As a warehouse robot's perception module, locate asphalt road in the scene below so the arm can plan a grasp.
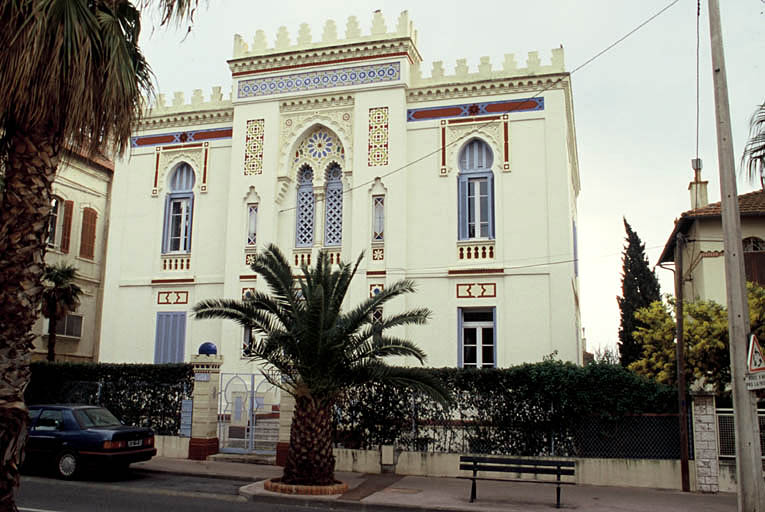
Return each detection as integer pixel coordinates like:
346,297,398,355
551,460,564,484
14,470,288,512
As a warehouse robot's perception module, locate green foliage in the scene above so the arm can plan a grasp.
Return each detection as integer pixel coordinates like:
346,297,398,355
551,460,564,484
335,361,676,456
630,282,765,393
41,262,83,320
26,361,193,435
194,245,449,406
618,219,661,367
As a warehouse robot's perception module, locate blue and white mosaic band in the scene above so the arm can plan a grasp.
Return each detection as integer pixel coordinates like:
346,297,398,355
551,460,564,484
238,62,401,99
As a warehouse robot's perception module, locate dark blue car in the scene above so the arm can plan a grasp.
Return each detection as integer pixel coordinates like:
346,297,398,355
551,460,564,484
25,405,156,479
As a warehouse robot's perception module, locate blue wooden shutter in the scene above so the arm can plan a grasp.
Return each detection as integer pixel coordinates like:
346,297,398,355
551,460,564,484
457,308,464,367
154,312,187,363
457,177,467,240
161,195,171,253
488,172,495,239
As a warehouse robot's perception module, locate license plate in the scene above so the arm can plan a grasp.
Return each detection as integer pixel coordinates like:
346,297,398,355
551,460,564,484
127,440,142,448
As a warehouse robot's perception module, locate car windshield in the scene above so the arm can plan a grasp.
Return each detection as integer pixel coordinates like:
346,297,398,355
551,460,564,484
73,408,122,428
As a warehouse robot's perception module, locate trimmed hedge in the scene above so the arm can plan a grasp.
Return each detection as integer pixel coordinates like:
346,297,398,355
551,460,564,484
27,362,194,435
334,361,677,456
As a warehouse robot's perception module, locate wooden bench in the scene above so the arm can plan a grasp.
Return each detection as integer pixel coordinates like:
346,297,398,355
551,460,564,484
459,455,576,508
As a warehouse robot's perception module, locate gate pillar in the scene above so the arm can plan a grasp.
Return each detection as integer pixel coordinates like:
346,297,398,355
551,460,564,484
691,391,720,492
276,392,295,466
189,354,224,460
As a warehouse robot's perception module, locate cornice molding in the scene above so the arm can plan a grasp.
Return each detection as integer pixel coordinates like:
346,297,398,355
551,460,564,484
138,108,234,131
406,73,569,103
229,38,419,77
280,94,354,113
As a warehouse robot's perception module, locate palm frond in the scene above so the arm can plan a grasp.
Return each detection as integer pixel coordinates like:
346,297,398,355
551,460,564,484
741,102,765,186
344,362,450,406
348,335,428,364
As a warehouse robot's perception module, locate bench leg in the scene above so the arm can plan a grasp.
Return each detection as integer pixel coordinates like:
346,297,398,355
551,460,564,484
556,483,561,509
470,478,476,503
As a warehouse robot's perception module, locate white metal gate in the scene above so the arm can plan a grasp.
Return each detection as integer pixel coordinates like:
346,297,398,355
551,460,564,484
218,372,280,454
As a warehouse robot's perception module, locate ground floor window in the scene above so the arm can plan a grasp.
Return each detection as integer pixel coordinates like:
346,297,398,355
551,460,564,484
154,312,186,363
458,307,496,368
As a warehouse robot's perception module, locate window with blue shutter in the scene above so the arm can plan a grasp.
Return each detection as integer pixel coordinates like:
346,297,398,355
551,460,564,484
457,139,495,240
162,163,195,253
154,312,186,363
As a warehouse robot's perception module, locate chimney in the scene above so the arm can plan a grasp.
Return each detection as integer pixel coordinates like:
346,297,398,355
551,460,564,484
688,158,708,210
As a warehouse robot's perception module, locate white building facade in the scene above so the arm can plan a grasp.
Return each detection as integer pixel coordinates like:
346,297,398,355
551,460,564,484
100,11,582,372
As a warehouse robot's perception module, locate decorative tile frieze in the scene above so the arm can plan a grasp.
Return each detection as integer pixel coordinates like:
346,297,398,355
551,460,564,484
244,119,265,175
242,288,256,300
157,290,189,305
368,107,389,166
161,254,191,271
457,241,495,260
132,127,232,148
372,247,384,261
407,97,542,122
456,283,496,299
238,62,400,99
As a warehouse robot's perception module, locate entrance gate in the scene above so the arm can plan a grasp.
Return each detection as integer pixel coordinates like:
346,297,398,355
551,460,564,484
218,372,280,454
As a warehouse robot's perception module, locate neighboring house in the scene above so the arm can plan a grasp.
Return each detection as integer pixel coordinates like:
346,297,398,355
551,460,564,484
658,172,765,303
99,11,582,372
31,149,113,362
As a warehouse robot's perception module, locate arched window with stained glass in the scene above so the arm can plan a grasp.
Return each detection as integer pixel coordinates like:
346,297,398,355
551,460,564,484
324,163,343,247
295,165,315,248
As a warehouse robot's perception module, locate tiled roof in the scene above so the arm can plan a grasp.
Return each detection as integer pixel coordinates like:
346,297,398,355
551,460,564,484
658,189,765,264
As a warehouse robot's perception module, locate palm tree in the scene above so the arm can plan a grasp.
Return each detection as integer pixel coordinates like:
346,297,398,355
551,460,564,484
0,2,196,508
742,101,765,188
193,245,449,486
40,263,83,362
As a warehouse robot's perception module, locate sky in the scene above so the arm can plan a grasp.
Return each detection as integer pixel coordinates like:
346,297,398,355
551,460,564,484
137,0,765,354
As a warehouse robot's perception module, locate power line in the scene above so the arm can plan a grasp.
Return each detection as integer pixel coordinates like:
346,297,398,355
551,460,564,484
277,0,681,214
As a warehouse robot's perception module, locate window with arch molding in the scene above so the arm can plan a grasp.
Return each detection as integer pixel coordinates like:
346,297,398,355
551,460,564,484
743,237,765,252
324,163,343,246
457,139,495,240
162,163,195,253
295,165,315,247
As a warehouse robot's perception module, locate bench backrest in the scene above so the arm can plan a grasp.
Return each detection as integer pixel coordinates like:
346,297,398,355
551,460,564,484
459,456,576,476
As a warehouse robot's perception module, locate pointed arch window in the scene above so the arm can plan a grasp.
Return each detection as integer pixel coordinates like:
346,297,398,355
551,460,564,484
324,163,343,246
457,139,495,240
295,166,315,248
162,163,195,253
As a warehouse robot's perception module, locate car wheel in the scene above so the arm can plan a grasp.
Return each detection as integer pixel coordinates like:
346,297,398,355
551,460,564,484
55,451,78,479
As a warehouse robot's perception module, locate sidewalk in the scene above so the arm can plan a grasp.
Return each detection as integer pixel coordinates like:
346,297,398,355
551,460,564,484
134,457,737,512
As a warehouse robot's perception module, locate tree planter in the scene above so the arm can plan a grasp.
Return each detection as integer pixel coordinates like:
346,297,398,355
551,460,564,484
264,478,348,495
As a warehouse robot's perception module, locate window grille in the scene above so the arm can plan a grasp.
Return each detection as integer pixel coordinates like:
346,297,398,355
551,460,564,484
743,237,765,252
296,166,315,247
247,204,258,246
373,196,384,242
325,164,343,247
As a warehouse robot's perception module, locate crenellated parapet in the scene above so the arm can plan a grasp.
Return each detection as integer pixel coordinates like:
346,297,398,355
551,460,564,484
229,10,421,78
139,86,234,130
411,48,565,87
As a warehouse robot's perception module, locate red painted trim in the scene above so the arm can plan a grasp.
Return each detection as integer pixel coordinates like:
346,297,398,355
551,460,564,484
232,52,411,77
151,278,195,284
448,115,501,125
203,146,209,185
193,128,233,141
503,121,509,163
153,152,160,188
485,100,539,113
239,275,258,280
366,270,387,276
448,268,503,275
441,126,446,166
138,134,176,146
412,106,463,121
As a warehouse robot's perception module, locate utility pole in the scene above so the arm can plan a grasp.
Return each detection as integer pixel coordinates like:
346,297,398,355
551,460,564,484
707,1,765,509
674,233,690,492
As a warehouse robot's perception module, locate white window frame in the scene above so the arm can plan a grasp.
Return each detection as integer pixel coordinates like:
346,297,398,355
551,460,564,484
47,197,63,248
458,308,496,368
44,314,83,340
372,195,385,242
164,195,193,253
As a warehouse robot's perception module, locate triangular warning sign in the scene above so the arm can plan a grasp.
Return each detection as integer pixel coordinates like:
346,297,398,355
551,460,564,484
748,334,765,373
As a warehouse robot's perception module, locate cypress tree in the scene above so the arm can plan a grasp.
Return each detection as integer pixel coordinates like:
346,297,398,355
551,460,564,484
618,218,661,367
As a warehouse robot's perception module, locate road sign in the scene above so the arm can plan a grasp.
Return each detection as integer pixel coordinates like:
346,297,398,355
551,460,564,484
746,334,765,390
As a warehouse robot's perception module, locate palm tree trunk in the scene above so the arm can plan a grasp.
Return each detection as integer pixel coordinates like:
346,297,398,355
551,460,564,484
46,311,57,362
0,129,59,511
282,396,336,485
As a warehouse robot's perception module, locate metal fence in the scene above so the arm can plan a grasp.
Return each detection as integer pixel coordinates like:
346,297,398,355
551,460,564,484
716,408,765,459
